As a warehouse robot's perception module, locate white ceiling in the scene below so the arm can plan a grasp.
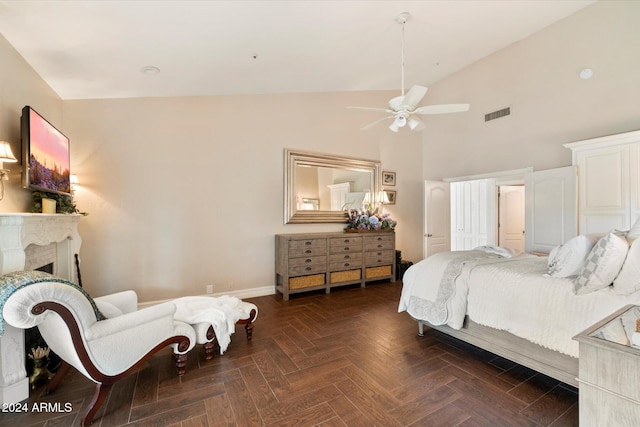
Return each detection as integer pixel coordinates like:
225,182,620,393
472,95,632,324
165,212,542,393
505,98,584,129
0,0,595,100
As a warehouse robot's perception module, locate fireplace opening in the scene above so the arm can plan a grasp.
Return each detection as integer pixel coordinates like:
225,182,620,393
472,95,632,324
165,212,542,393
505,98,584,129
36,262,54,274
25,262,61,386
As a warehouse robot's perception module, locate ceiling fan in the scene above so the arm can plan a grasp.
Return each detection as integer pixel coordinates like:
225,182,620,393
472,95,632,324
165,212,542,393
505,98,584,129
348,12,470,132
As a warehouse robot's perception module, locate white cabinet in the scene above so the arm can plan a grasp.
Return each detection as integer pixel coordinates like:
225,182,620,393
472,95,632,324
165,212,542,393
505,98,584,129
565,130,640,234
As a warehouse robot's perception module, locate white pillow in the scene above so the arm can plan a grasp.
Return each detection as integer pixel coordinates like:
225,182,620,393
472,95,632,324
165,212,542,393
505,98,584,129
613,238,640,295
574,231,629,295
547,234,600,278
628,217,640,243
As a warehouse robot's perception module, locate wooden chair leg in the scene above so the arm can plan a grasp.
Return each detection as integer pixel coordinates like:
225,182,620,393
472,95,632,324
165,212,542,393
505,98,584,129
42,360,70,395
203,325,216,360
238,308,257,341
81,382,112,427
174,353,187,376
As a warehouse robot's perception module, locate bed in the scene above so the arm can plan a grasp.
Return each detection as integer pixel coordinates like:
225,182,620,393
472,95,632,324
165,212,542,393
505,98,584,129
398,232,640,387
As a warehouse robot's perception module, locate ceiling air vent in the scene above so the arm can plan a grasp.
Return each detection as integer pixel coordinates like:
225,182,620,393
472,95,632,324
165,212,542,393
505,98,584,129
485,107,511,122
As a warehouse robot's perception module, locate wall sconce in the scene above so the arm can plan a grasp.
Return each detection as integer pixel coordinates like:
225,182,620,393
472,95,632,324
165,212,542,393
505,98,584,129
70,174,80,194
0,141,18,200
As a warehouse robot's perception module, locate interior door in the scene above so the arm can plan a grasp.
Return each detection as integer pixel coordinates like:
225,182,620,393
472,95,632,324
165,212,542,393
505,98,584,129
424,180,450,257
525,165,577,252
498,185,525,253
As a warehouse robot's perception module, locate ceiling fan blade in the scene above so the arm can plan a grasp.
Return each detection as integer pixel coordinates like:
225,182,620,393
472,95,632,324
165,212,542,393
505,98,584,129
408,116,426,131
361,116,395,131
400,85,428,110
347,106,393,113
414,103,470,115
388,95,404,111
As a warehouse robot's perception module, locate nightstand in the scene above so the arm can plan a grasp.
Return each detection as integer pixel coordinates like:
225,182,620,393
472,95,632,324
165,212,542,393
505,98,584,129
573,305,640,426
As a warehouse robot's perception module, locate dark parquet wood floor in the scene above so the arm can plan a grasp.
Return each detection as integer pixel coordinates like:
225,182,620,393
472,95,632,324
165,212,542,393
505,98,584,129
0,281,578,427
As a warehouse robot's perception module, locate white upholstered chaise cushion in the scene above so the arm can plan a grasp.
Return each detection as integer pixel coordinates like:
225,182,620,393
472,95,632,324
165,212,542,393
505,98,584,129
3,282,196,378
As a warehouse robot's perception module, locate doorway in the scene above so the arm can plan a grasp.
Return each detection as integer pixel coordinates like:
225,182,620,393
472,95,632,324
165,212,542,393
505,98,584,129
497,185,525,253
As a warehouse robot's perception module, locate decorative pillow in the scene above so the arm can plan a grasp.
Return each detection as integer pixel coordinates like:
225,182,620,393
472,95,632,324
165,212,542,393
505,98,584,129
613,238,640,295
627,217,640,243
94,300,124,318
574,231,629,295
547,234,601,278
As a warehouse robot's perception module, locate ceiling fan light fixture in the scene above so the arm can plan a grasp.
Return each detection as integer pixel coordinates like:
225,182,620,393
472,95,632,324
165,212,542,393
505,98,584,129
394,115,407,128
408,117,421,130
389,122,399,132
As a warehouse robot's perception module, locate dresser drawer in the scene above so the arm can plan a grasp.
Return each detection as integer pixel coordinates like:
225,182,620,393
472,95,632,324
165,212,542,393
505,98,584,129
289,255,326,268
364,234,394,251
329,236,363,247
329,253,363,271
289,237,326,258
365,249,394,266
289,260,327,276
289,238,326,249
329,236,363,254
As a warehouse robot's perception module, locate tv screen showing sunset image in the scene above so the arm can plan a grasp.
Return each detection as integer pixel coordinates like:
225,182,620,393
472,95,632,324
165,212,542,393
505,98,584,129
28,108,71,194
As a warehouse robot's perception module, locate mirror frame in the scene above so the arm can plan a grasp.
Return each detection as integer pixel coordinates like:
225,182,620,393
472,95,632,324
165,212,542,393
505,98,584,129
284,149,382,224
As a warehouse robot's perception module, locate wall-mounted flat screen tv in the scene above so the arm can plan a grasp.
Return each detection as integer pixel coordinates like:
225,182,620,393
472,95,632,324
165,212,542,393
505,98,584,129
21,106,71,196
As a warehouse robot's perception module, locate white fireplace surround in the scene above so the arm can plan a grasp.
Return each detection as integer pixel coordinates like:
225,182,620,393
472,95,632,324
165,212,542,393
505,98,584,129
0,213,81,404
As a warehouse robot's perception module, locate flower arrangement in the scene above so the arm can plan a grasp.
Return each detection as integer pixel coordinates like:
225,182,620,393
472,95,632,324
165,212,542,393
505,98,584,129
345,208,396,231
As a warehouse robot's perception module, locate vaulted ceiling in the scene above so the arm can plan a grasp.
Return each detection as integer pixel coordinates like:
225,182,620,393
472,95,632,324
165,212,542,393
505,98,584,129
0,0,595,100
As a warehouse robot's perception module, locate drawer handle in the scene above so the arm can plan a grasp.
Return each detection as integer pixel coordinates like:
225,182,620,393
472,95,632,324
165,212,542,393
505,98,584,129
377,244,382,248
305,259,312,263
376,237,383,241
344,255,351,259
305,241,312,245
344,247,350,251
305,267,312,271
305,250,312,254
377,259,382,263
344,239,350,243
377,252,382,255
344,263,350,267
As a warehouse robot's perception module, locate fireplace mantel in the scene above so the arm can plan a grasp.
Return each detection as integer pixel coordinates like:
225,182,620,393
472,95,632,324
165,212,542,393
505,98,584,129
0,213,82,404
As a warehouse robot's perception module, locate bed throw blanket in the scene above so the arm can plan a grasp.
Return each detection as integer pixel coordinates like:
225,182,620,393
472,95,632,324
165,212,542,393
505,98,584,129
172,296,258,354
398,251,503,330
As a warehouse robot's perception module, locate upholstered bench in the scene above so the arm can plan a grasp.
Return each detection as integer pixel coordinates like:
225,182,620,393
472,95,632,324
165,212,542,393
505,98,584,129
171,296,257,359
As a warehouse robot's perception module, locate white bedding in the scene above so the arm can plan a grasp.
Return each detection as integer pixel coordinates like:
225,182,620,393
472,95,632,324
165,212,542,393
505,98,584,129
398,250,506,329
399,252,640,358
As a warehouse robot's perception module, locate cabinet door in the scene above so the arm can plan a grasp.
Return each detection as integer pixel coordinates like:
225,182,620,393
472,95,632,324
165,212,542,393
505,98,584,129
525,166,577,253
577,144,629,233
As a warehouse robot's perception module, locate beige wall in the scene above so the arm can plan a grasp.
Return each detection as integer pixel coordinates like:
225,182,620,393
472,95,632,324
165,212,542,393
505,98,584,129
0,34,62,211
421,1,640,180
63,94,423,300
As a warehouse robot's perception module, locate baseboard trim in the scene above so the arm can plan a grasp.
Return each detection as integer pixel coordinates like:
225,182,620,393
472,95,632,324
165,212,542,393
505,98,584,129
137,285,275,309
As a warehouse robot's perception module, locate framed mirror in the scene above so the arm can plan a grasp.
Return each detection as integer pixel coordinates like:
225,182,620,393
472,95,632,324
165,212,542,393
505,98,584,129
284,149,381,224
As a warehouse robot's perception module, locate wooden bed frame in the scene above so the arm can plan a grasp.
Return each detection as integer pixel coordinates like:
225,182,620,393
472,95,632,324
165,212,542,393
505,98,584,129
418,317,579,387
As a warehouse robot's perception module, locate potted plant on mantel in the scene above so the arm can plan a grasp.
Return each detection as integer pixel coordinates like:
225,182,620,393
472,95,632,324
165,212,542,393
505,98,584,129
32,191,87,215
344,208,396,233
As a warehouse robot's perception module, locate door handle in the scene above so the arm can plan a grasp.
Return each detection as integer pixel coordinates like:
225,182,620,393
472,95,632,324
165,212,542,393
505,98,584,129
427,234,433,237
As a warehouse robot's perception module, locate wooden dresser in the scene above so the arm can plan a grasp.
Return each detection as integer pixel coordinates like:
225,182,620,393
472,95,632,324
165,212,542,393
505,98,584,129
275,231,395,300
